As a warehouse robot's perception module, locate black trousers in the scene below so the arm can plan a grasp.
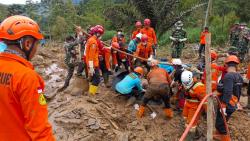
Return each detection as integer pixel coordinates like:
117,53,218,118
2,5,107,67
199,44,205,57
90,69,100,86
99,59,110,84
215,107,235,134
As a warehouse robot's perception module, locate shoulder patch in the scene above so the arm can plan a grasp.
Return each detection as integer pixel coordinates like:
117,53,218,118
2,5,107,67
38,88,47,105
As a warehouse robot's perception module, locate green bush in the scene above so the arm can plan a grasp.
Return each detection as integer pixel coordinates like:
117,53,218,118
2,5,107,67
102,30,116,41
158,31,171,46
186,27,201,43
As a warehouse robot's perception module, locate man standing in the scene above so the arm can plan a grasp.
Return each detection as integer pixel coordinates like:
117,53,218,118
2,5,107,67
0,15,55,141
170,21,187,58
214,55,243,141
131,21,142,40
85,25,104,95
141,19,157,57
199,27,209,58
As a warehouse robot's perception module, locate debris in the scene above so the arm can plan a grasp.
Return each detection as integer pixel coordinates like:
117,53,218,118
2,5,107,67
96,107,119,130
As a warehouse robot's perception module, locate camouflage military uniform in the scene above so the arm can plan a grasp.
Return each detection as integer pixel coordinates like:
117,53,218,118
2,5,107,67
58,38,82,92
229,24,240,47
237,27,249,62
170,21,187,58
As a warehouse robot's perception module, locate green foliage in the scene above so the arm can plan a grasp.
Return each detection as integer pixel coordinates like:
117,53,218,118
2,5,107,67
102,30,116,41
186,27,201,43
0,4,8,21
51,16,68,40
158,31,171,46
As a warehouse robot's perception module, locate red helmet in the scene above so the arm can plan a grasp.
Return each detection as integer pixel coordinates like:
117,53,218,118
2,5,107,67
225,55,240,64
211,50,218,60
144,18,151,26
92,25,105,35
0,15,43,40
112,42,119,48
141,34,148,43
89,26,95,35
135,21,142,28
95,25,104,30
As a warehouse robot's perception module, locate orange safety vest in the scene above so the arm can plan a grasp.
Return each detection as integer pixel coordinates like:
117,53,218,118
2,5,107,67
0,53,55,141
131,29,141,40
140,27,157,45
84,35,99,67
147,68,172,84
135,42,153,59
202,63,220,92
186,82,206,103
200,31,209,44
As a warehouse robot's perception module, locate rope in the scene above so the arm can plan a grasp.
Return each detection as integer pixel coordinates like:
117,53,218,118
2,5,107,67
74,24,172,65
179,94,230,141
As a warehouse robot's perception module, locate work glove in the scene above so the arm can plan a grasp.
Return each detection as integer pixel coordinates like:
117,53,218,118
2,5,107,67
88,61,95,76
179,38,187,42
148,55,153,61
220,103,227,116
170,36,176,41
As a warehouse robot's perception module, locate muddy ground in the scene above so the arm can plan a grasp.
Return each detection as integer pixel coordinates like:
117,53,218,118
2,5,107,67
32,42,250,141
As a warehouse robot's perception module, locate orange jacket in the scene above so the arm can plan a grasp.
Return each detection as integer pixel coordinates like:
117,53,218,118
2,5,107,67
247,64,250,80
186,82,206,102
200,31,209,44
202,63,221,92
85,35,99,67
0,53,55,141
147,67,172,84
141,27,157,45
131,29,141,40
135,42,153,59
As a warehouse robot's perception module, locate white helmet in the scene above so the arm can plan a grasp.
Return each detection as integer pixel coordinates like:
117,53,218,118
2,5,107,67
136,33,142,40
172,58,182,65
181,70,193,89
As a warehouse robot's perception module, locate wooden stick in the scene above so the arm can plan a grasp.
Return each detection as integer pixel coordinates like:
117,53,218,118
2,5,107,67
96,107,119,130
205,32,213,141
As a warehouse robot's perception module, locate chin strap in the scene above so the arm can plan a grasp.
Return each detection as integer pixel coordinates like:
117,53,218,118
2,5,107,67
19,38,36,61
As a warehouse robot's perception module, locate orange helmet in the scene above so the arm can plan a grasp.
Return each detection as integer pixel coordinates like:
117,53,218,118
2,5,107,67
211,50,218,60
112,42,119,48
0,15,43,40
225,55,240,64
134,67,144,76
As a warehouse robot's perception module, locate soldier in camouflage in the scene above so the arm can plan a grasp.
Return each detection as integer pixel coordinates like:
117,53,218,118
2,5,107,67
229,23,240,47
237,23,249,62
57,35,83,92
170,21,187,58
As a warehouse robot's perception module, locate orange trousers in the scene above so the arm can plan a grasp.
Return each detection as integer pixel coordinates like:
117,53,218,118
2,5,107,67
182,101,201,127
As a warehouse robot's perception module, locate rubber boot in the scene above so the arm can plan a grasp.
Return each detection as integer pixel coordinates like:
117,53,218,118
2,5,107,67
164,108,174,118
103,73,111,88
137,106,145,118
89,85,98,95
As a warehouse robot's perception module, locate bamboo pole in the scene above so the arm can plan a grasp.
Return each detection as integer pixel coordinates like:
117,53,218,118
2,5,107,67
205,33,213,141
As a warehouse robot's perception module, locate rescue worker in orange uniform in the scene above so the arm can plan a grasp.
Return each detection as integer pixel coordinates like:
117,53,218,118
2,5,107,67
85,25,104,95
214,55,243,141
0,15,55,141
134,34,153,71
137,60,173,119
199,27,210,58
202,50,220,92
131,21,142,40
181,70,206,139
141,19,158,57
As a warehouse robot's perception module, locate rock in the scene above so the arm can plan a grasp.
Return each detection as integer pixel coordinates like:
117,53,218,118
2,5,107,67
89,124,100,130
87,98,99,104
131,121,138,126
87,118,96,126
